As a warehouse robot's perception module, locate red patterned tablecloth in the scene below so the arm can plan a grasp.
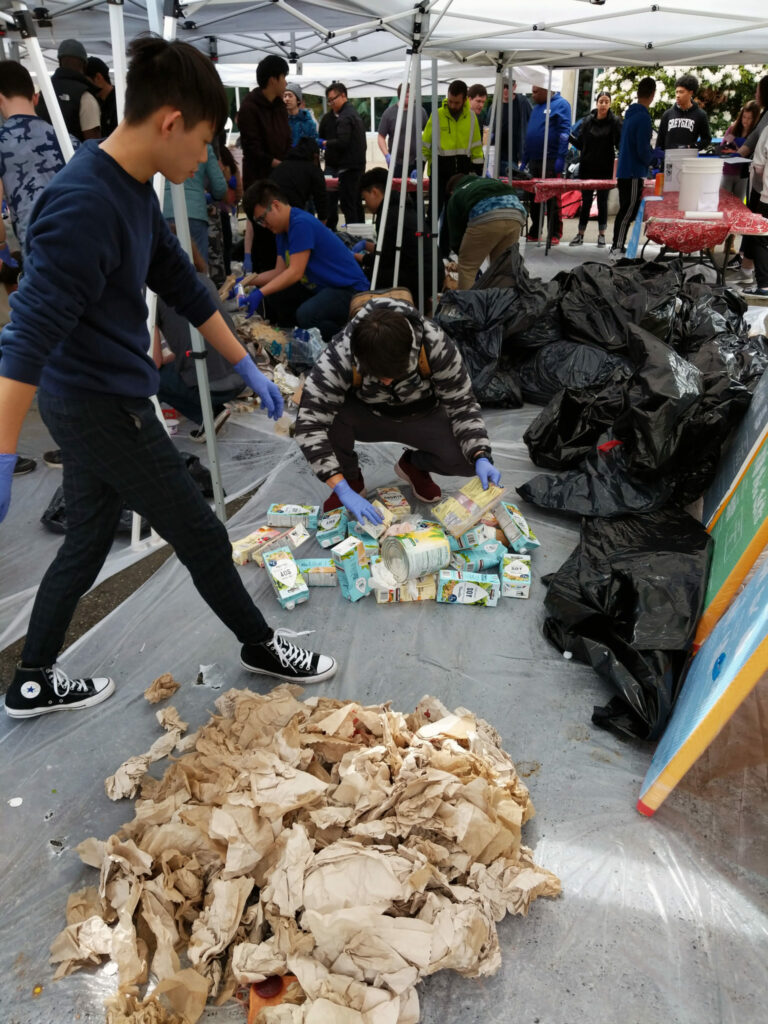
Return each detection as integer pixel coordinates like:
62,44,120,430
644,189,768,254
515,177,617,203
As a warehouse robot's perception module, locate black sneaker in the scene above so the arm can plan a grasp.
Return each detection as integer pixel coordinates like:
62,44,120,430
13,456,36,475
190,408,230,442
5,664,115,719
43,449,63,468
241,629,337,684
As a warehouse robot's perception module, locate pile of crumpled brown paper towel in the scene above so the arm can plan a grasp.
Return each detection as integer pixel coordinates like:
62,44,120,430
50,684,561,1023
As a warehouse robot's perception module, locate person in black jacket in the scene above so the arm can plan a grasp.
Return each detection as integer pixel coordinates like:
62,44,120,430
85,57,118,137
270,138,328,221
356,167,431,302
569,92,622,247
36,39,101,142
324,82,367,226
318,104,339,230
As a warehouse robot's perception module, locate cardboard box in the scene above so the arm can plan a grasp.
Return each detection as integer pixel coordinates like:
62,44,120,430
232,526,289,566
264,548,310,609
436,569,500,607
501,554,532,599
347,521,381,556
358,499,394,539
376,485,412,520
374,574,437,604
451,540,507,572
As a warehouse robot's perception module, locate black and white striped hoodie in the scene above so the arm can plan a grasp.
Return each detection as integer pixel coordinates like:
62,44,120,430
295,297,491,481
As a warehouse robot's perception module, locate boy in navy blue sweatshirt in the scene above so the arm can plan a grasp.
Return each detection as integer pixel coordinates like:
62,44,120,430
0,39,337,719
611,76,656,256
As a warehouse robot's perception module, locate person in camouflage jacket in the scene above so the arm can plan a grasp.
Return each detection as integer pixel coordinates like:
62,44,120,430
295,297,500,517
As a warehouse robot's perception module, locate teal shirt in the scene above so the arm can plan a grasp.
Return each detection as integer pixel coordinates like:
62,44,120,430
162,144,226,223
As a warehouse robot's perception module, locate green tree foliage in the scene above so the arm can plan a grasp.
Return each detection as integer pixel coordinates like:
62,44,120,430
596,64,768,135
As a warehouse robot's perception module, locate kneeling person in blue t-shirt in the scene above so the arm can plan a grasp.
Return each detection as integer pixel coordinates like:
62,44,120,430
242,180,369,341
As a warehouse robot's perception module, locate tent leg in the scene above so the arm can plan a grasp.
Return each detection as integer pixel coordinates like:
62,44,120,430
372,52,412,289
430,59,439,311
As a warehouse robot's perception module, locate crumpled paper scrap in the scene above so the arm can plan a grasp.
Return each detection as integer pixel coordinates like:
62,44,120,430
144,673,181,704
52,686,560,1021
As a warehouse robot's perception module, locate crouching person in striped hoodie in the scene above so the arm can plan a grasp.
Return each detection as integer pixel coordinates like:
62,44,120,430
294,296,502,525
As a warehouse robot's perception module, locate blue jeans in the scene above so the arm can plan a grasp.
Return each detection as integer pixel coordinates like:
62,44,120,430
157,364,243,425
296,286,357,342
23,391,271,666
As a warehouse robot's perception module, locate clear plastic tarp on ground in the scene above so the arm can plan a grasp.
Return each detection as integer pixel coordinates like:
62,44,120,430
1,407,766,1024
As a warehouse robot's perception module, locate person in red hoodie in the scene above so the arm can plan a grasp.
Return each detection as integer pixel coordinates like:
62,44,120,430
236,55,291,272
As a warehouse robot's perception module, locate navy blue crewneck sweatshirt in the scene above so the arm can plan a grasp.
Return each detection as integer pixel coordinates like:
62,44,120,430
0,141,216,398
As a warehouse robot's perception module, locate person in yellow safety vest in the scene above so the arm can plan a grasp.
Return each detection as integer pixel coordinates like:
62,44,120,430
422,79,484,217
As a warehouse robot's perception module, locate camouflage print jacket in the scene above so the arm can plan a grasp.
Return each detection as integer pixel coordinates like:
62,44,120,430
295,297,491,481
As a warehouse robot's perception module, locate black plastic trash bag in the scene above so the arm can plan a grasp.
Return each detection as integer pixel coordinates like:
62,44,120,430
41,486,149,537
434,289,523,406
517,340,631,406
542,508,713,740
518,439,673,517
524,383,627,469
557,260,680,352
672,278,747,352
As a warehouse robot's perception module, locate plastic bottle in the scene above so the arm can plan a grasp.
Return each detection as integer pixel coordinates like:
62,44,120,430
654,172,664,196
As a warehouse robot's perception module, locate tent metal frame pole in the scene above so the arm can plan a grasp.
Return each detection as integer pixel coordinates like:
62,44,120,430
392,59,417,286
413,50,425,314
492,64,504,178
430,58,439,311
481,89,496,178
11,3,75,162
507,71,514,176
107,0,127,123
371,50,412,289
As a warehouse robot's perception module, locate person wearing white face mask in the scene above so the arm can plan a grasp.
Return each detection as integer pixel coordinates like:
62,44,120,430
569,91,622,248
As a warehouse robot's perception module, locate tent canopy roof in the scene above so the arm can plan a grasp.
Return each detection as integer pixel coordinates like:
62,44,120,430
3,1,768,71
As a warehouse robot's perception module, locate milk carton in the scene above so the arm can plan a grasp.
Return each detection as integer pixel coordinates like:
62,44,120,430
332,537,371,603
494,501,540,554
316,508,348,548
358,500,394,539
264,548,310,609
450,540,506,572
347,521,381,556
436,569,500,607
501,554,532,599
266,503,320,529
296,558,338,586
232,525,289,566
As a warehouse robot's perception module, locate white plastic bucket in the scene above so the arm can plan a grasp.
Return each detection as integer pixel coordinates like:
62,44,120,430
663,148,694,191
678,158,723,213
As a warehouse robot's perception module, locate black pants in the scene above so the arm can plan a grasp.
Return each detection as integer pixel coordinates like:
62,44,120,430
741,183,764,260
328,396,475,481
528,159,563,239
23,392,271,667
578,187,609,232
753,198,768,287
338,169,364,225
612,177,644,252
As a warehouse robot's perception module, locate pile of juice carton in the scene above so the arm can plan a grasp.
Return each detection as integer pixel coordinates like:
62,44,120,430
231,477,540,610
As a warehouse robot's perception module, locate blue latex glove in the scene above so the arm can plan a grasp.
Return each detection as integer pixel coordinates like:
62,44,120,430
553,156,565,175
384,153,391,166
475,457,502,490
318,138,326,149
333,480,384,526
227,174,237,188
227,274,244,300
239,287,264,318
351,240,367,254
204,190,213,203
233,355,284,421
409,169,418,180
0,243,18,268
0,453,16,523
243,252,253,273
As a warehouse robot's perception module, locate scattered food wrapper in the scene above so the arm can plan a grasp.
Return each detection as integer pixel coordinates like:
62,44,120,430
54,687,560,1021
143,673,181,704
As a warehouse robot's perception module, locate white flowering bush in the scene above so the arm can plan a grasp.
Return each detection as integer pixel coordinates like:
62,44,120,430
596,64,768,137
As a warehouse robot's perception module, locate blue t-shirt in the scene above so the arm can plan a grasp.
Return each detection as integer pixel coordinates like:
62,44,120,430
0,114,77,250
277,207,369,291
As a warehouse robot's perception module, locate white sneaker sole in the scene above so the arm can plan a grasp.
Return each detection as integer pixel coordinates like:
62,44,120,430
5,678,116,718
239,656,338,685
394,461,441,504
